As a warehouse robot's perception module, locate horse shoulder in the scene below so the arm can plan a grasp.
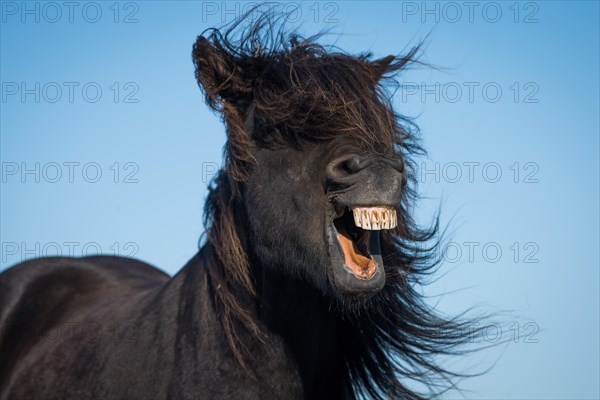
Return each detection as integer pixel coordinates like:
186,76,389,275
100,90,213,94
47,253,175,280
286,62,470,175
0,256,167,393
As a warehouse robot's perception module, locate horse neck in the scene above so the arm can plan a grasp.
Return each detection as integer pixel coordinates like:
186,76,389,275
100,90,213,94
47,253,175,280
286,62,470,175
255,264,353,399
183,244,353,397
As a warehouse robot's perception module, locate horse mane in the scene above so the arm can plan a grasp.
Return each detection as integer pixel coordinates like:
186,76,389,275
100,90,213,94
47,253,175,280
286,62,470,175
194,11,478,399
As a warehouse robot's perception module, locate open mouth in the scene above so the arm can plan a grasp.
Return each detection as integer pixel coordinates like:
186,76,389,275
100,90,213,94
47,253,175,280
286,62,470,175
332,206,397,281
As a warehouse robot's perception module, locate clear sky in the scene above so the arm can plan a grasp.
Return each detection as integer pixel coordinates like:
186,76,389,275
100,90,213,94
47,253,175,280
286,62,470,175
1,1,598,398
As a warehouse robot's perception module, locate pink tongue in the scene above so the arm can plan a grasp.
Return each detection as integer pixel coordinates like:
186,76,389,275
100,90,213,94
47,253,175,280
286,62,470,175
337,232,376,279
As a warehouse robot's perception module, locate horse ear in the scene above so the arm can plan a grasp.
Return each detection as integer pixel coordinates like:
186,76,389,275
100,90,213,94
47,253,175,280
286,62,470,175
370,48,420,82
192,36,251,108
193,36,255,181
370,55,399,82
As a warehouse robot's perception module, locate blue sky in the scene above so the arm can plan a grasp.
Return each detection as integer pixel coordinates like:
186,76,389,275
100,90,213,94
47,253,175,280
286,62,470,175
1,1,598,398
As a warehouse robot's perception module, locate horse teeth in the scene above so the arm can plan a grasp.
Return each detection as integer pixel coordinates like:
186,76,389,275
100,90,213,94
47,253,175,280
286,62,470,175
351,207,397,230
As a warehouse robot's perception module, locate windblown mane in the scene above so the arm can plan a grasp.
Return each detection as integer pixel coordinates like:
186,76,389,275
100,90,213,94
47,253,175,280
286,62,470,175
194,12,477,399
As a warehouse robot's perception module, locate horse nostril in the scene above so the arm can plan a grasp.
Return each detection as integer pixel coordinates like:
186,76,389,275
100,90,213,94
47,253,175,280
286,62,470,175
327,154,367,179
343,154,363,174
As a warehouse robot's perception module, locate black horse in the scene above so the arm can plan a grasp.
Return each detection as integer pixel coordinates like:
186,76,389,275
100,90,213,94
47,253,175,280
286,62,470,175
0,16,474,400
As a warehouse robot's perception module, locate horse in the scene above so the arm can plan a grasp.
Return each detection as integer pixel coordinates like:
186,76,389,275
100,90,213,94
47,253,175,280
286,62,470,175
0,15,475,400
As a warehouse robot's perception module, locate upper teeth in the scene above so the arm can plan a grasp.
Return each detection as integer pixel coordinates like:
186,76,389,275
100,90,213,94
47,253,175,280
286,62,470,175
351,207,397,230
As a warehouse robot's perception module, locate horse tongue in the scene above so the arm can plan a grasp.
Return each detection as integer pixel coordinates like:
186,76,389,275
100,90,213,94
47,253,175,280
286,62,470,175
337,232,376,279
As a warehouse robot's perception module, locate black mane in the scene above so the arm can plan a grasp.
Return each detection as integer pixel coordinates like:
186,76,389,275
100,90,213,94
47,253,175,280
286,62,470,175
196,13,478,400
